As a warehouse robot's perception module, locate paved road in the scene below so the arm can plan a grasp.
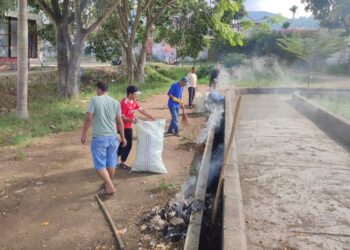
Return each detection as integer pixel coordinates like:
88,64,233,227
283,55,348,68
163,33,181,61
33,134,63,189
237,95,350,250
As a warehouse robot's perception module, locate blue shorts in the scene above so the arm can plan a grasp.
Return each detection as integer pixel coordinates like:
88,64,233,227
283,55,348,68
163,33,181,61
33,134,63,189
90,136,118,170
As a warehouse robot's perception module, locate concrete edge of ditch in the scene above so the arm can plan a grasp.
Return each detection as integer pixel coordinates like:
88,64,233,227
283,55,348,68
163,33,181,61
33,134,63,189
290,93,350,148
222,90,247,250
184,114,217,250
233,87,350,96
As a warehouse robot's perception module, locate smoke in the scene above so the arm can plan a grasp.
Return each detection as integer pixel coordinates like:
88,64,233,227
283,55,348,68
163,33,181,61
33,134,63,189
207,143,224,191
175,176,197,204
215,56,301,90
196,103,224,144
176,102,225,204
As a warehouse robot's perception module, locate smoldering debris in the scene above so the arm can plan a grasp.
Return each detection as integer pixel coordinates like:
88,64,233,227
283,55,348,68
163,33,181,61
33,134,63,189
140,199,205,245
139,190,221,249
198,193,222,250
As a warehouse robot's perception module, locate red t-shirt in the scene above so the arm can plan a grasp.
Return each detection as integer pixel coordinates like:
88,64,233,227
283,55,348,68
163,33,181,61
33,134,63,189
120,97,140,129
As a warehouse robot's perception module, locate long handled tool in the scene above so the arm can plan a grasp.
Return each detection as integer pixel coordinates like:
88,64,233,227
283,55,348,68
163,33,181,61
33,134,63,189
172,96,190,126
181,105,190,126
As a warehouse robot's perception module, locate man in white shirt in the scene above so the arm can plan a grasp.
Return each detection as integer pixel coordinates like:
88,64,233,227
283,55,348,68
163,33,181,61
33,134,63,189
187,66,197,109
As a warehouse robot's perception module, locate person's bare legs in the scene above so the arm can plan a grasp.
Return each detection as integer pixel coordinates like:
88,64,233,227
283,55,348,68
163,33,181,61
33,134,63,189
106,166,115,179
96,168,115,194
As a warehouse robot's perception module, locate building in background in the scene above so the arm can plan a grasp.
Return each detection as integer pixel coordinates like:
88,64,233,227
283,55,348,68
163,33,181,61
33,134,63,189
0,11,41,70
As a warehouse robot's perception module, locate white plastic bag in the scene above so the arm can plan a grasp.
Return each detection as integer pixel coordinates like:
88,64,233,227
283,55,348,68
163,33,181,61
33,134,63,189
132,119,167,174
193,91,206,113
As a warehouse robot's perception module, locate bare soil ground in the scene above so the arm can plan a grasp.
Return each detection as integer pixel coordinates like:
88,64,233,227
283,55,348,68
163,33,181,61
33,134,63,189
237,95,350,249
0,88,208,250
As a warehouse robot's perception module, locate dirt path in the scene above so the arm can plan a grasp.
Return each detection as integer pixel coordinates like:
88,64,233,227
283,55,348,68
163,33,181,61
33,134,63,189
237,95,350,249
0,88,208,250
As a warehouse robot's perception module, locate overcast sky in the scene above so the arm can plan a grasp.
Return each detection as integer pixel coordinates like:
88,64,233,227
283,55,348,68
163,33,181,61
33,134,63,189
244,0,311,18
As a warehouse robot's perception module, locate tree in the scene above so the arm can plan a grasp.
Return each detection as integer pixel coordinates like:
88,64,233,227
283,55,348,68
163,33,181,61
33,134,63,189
283,5,298,29
85,16,122,63
86,0,178,85
301,0,350,30
87,0,249,84
111,0,152,85
34,0,120,97
0,0,14,16
0,0,29,118
212,0,253,45
277,29,347,87
301,0,350,73
156,0,250,63
17,0,29,118
115,0,181,84
155,0,210,64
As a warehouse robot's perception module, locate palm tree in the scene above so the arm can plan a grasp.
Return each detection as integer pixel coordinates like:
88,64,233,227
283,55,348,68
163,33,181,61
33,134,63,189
289,5,298,27
16,0,29,118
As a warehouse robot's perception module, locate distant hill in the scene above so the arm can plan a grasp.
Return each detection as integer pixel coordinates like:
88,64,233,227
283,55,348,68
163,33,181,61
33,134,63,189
290,16,320,29
247,11,276,22
247,11,320,29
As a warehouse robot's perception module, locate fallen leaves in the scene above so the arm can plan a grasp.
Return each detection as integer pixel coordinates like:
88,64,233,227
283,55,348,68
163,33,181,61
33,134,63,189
41,221,49,226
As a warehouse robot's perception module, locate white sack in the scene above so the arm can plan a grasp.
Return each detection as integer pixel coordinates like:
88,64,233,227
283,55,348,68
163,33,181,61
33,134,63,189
132,119,167,174
193,91,206,113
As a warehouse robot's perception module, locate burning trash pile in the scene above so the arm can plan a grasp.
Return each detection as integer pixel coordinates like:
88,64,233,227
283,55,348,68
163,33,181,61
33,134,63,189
138,198,204,249
138,192,221,250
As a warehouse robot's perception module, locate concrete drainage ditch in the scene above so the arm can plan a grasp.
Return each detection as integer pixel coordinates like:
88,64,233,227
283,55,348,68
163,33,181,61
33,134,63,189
140,87,350,250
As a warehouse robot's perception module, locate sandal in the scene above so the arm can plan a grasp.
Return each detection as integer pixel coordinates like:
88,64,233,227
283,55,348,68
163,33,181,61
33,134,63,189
119,163,132,170
98,188,115,197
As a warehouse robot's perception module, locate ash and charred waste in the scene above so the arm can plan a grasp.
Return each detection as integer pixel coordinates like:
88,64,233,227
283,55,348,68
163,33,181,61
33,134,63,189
199,193,222,250
137,194,220,249
139,198,206,248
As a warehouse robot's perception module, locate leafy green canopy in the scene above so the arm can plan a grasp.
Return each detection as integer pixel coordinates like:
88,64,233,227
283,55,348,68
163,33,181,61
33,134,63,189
277,29,348,86
154,0,251,60
85,12,122,62
301,0,350,30
277,29,347,63
155,0,211,60
0,0,15,16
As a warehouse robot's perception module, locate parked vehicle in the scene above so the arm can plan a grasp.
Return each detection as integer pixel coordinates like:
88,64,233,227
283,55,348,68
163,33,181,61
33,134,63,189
111,58,122,65
164,58,179,66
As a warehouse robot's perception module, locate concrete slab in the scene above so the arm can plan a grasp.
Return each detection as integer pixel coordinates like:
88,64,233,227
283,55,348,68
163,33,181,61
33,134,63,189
237,95,350,249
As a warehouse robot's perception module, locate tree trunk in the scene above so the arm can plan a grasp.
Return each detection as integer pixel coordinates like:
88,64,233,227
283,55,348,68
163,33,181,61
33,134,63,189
67,44,84,97
308,62,312,88
137,20,152,84
56,29,68,96
16,0,28,119
125,47,134,85
66,58,81,97
56,29,84,97
348,53,350,74
137,47,147,84
137,61,145,83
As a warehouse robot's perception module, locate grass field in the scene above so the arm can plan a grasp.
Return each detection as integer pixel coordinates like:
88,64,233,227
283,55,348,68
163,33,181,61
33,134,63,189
310,96,350,121
0,64,193,147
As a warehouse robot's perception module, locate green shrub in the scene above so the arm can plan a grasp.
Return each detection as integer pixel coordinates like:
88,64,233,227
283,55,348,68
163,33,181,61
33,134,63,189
148,64,191,81
197,64,213,79
80,67,126,88
222,53,246,67
326,63,349,75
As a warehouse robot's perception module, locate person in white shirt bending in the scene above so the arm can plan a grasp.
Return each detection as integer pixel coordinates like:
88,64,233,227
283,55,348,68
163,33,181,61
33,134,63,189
187,66,197,109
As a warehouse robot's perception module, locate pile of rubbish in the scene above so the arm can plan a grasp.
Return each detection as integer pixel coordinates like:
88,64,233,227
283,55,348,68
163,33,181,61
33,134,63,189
138,199,204,248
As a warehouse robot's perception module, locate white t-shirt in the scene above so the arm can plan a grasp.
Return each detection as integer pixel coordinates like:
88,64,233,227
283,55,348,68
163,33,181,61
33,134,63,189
187,72,197,88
